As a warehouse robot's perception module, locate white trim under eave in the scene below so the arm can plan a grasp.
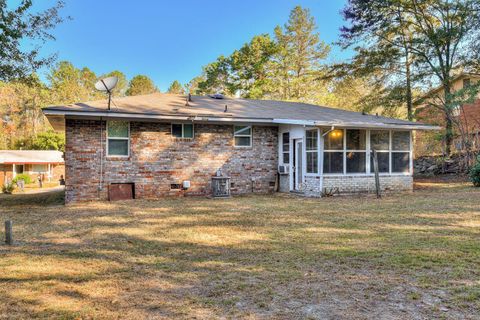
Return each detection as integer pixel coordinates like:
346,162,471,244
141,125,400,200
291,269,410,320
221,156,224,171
42,109,441,130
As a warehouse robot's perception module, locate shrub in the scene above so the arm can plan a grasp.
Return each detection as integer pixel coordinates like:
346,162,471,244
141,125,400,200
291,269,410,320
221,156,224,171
469,155,480,187
2,182,15,194
12,173,32,184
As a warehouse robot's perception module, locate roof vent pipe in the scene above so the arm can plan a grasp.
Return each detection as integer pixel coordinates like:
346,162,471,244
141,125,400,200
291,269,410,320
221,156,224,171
224,105,228,112
188,93,192,102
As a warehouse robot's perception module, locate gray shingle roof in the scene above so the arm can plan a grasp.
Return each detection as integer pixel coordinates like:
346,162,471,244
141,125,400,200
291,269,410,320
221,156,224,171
0,150,64,164
43,93,437,130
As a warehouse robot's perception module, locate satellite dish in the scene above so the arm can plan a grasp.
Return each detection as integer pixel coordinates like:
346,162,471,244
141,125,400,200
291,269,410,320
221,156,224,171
95,76,118,110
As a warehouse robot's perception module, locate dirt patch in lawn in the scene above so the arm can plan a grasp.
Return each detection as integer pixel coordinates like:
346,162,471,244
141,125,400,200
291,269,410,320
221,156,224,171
1,182,479,319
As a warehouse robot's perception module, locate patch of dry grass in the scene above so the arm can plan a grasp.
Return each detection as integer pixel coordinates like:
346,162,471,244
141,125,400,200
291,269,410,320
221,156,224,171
0,180,479,319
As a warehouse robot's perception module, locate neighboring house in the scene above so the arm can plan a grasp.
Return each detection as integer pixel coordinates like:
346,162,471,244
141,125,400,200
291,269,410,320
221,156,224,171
0,150,65,186
42,93,436,203
415,73,480,155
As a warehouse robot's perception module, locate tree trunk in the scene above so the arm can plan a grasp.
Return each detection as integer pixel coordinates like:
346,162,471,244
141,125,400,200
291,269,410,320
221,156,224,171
405,53,413,121
443,81,453,156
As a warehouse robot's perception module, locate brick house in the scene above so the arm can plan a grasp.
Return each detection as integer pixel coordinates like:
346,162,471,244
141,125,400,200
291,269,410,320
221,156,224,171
43,93,436,203
415,73,480,155
0,150,64,185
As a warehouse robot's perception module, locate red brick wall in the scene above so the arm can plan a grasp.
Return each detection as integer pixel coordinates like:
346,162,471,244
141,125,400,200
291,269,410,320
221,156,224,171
65,120,278,203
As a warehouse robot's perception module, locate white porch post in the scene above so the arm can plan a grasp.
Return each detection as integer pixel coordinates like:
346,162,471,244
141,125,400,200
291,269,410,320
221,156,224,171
12,164,16,179
48,163,51,182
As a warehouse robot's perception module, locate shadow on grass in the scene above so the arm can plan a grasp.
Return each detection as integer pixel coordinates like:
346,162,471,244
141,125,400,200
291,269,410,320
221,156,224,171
0,183,479,318
0,189,65,207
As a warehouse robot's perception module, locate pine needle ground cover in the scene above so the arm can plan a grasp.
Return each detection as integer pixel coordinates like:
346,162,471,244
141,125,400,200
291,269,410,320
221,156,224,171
1,179,479,319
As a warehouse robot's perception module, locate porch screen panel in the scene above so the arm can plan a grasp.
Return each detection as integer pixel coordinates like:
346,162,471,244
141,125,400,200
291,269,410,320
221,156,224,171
306,129,318,173
346,129,366,173
323,129,343,174
392,131,410,173
370,130,390,173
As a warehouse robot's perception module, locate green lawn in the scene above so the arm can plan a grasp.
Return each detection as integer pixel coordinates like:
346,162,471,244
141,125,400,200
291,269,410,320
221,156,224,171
0,179,479,319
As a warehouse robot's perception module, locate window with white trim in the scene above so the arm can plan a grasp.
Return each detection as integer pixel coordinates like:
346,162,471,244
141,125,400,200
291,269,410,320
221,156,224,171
282,132,290,164
306,129,318,173
32,164,48,172
107,121,130,156
172,123,194,139
323,129,344,174
234,125,252,147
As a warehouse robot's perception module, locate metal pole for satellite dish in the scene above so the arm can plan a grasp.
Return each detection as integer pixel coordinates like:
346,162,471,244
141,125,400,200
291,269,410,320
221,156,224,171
100,79,111,110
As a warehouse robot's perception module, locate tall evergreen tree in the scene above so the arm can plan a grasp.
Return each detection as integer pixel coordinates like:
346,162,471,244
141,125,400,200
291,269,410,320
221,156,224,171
197,56,235,95
272,6,330,102
229,34,278,98
126,75,157,96
167,80,185,94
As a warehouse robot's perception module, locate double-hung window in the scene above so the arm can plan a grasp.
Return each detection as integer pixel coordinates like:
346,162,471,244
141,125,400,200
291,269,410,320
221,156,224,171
107,121,130,157
306,129,318,173
234,125,252,147
323,129,344,174
172,123,194,139
282,132,290,164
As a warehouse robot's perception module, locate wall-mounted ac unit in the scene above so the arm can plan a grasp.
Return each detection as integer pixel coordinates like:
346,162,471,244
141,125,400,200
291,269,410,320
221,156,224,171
278,165,290,175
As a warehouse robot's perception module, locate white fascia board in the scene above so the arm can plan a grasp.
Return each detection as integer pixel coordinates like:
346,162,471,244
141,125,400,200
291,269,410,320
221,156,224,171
42,110,441,130
313,121,440,131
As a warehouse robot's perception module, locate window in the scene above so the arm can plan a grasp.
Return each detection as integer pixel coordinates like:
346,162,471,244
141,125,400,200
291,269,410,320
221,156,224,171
172,123,194,139
346,129,366,173
32,164,48,172
306,129,318,173
107,121,129,156
391,131,410,173
234,125,252,147
323,129,344,174
282,132,290,164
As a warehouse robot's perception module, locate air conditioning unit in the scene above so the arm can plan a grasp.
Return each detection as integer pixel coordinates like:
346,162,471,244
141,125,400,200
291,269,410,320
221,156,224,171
278,165,290,175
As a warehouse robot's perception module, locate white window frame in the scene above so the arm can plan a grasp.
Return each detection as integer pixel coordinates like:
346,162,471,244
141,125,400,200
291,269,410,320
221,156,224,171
369,129,391,175
171,123,194,139
321,129,412,177
322,128,345,176
106,121,130,157
234,125,252,148
282,132,290,164
305,128,319,174
391,130,412,174
345,129,367,174
32,164,48,173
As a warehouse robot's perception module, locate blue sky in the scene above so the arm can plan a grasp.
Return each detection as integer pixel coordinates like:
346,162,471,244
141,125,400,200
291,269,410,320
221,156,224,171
16,0,350,91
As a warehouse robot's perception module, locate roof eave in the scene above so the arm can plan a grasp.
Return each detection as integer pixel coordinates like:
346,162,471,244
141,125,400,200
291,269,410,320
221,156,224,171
42,110,440,130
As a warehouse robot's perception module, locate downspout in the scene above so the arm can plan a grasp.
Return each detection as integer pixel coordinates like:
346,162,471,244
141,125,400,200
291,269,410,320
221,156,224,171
319,125,335,197
99,117,104,193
